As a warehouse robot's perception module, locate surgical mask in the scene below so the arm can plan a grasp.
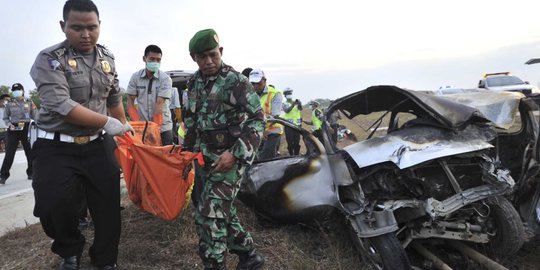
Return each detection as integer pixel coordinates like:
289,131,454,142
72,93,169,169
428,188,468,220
12,90,23,98
285,95,292,99
146,62,160,73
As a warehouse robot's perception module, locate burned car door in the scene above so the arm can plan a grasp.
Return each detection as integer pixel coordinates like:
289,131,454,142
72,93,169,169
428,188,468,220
239,118,339,223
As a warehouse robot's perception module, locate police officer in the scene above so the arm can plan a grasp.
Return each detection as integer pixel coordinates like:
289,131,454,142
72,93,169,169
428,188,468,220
184,28,266,270
304,101,324,142
29,1,132,269
0,83,35,184
249,68,283,161
281,87,303,156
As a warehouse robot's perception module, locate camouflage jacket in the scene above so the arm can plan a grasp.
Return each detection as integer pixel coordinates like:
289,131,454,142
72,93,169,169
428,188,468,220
184,62,264,165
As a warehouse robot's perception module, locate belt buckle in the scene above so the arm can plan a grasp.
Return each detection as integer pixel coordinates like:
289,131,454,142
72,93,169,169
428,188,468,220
74,136,90,144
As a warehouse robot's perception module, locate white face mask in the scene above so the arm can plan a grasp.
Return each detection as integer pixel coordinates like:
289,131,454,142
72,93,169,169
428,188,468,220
12,90,23,98
285,95,292,99
146,62,160,73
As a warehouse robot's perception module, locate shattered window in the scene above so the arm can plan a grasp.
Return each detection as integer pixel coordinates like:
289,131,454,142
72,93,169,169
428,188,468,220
335,111,417,149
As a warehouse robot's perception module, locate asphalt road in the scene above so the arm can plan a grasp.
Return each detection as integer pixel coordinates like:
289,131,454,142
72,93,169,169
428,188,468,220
0,149,38,237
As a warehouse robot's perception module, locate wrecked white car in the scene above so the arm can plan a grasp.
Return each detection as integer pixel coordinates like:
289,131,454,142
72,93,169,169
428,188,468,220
239,85,540,269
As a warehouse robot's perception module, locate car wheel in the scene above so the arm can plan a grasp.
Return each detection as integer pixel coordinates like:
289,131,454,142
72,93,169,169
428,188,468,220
348,218,411,270
483,196,525,255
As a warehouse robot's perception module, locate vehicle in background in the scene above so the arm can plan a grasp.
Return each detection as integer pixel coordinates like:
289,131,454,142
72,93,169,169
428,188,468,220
165,70,194,103
478,72,539,96
436,85,466,95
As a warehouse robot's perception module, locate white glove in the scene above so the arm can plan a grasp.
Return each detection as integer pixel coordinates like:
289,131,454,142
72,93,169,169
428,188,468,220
103,117,125,136
123,122,135,133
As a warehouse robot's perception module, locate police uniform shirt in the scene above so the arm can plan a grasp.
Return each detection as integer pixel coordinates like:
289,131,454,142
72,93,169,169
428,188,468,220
3,99,35,126
29,40,122,136
126,69,173,131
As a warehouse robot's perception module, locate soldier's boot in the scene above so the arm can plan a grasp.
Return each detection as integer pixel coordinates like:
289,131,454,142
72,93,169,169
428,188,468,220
236,249,265,270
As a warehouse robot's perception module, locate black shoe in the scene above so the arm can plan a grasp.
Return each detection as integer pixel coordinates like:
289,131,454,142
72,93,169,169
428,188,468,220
236,249,265,270
93,264,117,270
59,255,80,270
0,177,6,185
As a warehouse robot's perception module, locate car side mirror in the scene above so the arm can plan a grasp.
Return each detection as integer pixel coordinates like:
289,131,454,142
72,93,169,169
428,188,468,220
525,81,530,84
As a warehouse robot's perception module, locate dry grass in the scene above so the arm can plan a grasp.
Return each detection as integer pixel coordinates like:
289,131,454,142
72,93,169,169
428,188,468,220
0,195,365,270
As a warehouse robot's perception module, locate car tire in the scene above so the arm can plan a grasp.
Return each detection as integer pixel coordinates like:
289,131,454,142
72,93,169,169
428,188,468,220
484,196,525,255
348,218,411,270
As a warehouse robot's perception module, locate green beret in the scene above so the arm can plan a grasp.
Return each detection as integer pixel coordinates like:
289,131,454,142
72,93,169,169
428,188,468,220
189,29,220,54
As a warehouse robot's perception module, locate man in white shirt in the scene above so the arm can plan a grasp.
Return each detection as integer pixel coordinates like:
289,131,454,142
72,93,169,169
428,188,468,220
127,44,173,145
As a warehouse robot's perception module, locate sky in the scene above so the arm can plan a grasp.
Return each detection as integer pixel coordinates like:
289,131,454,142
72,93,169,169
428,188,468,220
2,0,540,102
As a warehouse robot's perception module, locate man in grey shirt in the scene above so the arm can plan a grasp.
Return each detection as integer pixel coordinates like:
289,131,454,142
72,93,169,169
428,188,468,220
127,44,173,145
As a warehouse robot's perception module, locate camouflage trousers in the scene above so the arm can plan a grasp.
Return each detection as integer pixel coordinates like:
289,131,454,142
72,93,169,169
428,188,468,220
194,162,254,268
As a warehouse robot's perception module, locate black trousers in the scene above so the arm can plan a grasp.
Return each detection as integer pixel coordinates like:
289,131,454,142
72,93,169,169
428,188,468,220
0,124,32,179
284,126,301,156
32,134,121,266
257,133,281,161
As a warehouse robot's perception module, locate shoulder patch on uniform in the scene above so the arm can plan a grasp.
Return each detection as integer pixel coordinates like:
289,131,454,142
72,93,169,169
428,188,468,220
97,44,115,59
47,58,62,70
52,47,67,59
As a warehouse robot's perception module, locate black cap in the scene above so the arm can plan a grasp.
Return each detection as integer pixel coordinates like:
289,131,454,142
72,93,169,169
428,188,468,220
11,83,24,91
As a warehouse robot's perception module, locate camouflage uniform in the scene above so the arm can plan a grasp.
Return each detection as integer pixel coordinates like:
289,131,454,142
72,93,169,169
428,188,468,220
184,62,264,268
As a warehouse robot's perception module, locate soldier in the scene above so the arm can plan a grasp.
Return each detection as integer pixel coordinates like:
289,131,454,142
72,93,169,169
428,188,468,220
29,0,132,269
184,28,266,270
0,83,35,184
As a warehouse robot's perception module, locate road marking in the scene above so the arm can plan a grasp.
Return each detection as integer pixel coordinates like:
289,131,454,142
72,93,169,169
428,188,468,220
0,188,33,200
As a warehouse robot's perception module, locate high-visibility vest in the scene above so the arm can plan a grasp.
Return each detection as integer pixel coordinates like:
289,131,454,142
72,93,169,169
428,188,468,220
177,122,186,145
259,85,283,134
283,100,302,126
312,108,323,131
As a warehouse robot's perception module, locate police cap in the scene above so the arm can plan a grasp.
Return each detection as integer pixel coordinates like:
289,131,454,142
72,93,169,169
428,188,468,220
283,87,293,96
11,83,24,91
189,29,220,54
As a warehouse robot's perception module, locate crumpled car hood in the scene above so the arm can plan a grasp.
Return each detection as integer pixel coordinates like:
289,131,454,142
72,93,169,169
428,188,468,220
329,85,500,169
344,125,495,169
